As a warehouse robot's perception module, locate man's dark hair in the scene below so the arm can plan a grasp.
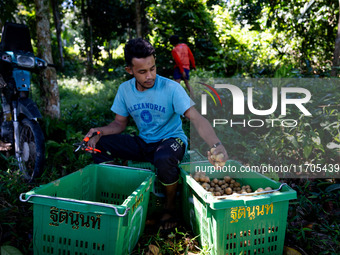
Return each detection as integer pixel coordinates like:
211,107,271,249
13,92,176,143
124,38,155,66
169,35,179,46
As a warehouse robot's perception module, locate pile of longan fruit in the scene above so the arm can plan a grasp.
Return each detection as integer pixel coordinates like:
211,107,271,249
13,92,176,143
192,172,274,197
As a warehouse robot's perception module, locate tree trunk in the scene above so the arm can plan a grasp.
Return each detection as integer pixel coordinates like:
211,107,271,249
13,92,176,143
87,12,93,75
82,0,94,75
135,0,142,38
35,0,60,119
51,0,64,69
331,2,340,77
108,40,112,60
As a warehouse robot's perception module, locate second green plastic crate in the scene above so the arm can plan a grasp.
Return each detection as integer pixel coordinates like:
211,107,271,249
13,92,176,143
180,160,297,255
20,164,154,255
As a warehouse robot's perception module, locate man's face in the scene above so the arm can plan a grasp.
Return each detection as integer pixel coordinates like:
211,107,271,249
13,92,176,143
125,55,157,91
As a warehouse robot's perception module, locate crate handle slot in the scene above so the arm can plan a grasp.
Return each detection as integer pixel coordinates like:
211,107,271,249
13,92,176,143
19,193,130,217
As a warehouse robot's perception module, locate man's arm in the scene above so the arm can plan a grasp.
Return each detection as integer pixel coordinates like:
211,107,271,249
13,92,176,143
188,48,196,69
184,106,228,164
86,114,128,149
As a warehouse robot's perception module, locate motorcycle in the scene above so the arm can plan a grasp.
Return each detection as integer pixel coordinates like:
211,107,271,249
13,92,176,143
0,22,54,181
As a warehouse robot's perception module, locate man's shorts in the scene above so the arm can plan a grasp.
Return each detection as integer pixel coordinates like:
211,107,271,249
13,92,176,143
174,68,190,80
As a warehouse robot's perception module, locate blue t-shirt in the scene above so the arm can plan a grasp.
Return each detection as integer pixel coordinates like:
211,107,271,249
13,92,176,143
111,75,191,147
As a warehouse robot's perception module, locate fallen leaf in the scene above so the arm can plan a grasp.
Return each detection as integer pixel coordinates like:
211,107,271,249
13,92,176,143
147,244,160,255
1,245,23,255
283,246,302,255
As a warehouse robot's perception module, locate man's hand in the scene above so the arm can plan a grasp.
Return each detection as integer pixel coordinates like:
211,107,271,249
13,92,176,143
85,128,102,153
0,140,11,151
207,144,228,167
83,115,128,154
182,71,187,79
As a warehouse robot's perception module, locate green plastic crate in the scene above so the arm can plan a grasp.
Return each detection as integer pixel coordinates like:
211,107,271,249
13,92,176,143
20,164,154,255
180,160,297,255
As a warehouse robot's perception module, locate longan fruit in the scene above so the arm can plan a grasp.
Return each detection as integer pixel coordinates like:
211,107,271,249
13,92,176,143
225,187,232,195
215,186,222,192
215,153,224,162
199,176,206,182
215,161,225,167
202,183,210,189
224,176,231,182
210,147,217,154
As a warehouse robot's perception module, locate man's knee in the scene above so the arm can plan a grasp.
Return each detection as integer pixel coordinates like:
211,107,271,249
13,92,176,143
154,151,179,167
154,153,180,184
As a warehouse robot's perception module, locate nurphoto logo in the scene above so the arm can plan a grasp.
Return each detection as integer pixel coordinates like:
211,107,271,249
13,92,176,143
199,79,312,128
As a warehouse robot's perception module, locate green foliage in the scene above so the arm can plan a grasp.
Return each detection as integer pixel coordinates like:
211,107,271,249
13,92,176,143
1,0,338,79
39,76,124,175
286,179,340,255
0,170,33,254
232,0,338,76
210,4,280,76
0,0,19,25
145,0,220,77
132,227,201,255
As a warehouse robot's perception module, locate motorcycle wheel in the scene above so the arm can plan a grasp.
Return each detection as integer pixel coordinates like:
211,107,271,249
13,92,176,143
18,118,45,181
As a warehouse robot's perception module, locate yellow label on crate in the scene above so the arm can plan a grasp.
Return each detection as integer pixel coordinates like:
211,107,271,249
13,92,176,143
132,194,144,213
49,207,102,230
230,203,274,223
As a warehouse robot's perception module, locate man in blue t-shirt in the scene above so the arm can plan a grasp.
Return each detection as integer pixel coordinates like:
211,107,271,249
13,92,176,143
85,38,228,231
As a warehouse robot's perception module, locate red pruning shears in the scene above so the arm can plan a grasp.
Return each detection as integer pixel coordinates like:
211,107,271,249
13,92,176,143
74,131,101,153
